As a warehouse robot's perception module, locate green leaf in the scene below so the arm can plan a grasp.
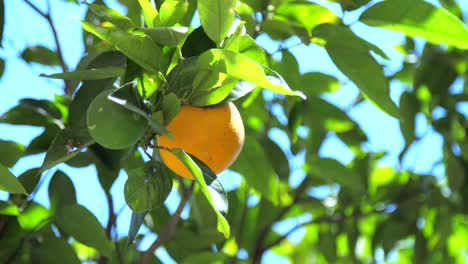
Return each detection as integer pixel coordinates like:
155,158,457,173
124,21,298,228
220,81,256,103
260,136,290,180
124,161,174,212
313,24,399,117
0,201,20,216
360,0,468,50
40,67,125,80
445,150,464,193
168,148,230,238
198,0,236,46
25,125,61,155
81,21,161,73
68,51,126,133
181,252,225,264
197,49,305,98
147,205,171,233
159,0,189,26
189,154,229,216
18,168,41,194
274,1,339,33
87,89,148,149
0,58,4,78
106,84,171,136
0,105,52,126
55,204,112,257
0,140,24,167
21,45,59,66
39,127,95,173
162,92,181,125
308,157,365,194
18,202,51,230
0,98,65,127
138,0,159,27
141,27,188,46
87,3,135,30
399,91,418,146
299,72,341,96
33,237,80,264
48,171,77,213
181,27,216,57
0,164,27,195
127,211,147,245
231,135,280,204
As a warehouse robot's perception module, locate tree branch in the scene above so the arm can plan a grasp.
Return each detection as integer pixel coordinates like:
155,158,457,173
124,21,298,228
105,192,116,239
251,178,310,263
260,210,383,252
137,181,195,264
23,0,70,95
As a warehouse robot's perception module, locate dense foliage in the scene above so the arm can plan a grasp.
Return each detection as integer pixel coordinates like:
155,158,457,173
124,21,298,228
1,0,468,263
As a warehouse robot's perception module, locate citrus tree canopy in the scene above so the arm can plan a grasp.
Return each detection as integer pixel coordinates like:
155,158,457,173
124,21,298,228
1,0,468,263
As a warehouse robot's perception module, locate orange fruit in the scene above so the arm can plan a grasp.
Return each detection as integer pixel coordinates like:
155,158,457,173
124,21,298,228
157,102,245,179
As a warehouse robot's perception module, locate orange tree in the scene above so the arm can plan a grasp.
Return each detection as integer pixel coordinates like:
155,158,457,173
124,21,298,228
1,0,468,263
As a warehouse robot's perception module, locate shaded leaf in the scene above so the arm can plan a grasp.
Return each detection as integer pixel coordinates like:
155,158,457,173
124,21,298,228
55,204,112,257
33,236,80,264
21,45,59,66
181,252,225,264
0,140,24,167
445,150,464,193
124,161,174,212
127,211,147,245
300,72,341,96
181,27,216,57
18,168,41,194
162,92,181,125
41,67,125,80
25,125,61,155
260,136,290,180
231,135,279,204
87,89,148,150
0,164,27,195
48,171,77,213
39,127,95,173
308,157,365,194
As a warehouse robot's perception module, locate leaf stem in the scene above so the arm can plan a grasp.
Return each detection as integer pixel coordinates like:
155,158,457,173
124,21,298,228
137,181,195,264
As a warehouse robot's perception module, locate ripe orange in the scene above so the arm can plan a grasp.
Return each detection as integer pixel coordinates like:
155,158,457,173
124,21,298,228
157,102,245,179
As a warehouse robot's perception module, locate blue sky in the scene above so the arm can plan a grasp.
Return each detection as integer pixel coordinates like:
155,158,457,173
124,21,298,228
1,0,464,263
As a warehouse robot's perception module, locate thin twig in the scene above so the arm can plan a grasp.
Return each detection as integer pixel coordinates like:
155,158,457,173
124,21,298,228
137,182,195,264
23,0,70,95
